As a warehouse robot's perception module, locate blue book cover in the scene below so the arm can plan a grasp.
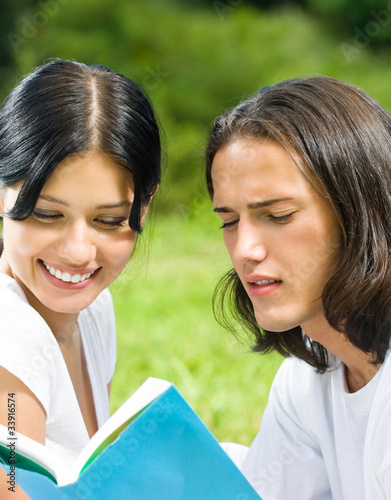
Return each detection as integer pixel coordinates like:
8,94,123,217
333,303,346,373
0,383,260,499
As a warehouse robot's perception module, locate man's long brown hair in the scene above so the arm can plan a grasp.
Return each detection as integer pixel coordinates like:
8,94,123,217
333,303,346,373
206,76,391,372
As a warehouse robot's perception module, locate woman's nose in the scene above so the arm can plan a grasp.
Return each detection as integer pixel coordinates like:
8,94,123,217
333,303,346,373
55,220,97,265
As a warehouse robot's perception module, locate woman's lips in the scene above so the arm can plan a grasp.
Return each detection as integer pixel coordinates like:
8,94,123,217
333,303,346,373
39,259,101,290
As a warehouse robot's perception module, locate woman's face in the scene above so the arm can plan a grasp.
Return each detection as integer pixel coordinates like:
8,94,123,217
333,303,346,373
0,152,138,314
211,139,340,337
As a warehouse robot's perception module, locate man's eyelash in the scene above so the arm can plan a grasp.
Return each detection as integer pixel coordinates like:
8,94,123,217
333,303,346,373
220,219,239,229
219,213,295,229
270,213,295,223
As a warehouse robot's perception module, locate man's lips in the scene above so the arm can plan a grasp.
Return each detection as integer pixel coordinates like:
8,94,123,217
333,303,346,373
244,275,282,297
244,274,282,285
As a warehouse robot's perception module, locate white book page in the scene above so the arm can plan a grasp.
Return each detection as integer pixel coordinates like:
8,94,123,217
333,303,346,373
68,377,172,483
0,424,70,485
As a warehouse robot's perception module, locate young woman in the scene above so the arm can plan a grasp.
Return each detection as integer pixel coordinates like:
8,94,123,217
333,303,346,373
0,60,161,498
206,77,391,499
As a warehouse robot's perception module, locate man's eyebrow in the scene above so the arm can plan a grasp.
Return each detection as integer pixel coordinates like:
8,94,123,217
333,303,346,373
213,197,294,213
247,197,294,209
38,195,132,210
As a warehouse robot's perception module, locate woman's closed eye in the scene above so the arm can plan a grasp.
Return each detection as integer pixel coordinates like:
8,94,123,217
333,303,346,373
32,210,128,228
95,217,128,228
32,210,62,222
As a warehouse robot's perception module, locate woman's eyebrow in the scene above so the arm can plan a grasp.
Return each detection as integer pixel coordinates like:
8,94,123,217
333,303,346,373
38,194,68,206
214,197,295,213
38,195,132,210
96,201,132,209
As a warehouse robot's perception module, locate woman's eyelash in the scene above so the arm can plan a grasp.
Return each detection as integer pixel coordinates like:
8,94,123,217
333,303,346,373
32,211,127,227
98,219,127,227
32,210,60,220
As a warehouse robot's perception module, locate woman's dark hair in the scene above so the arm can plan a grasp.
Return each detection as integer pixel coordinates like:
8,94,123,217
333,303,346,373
206,76,391,372
0,59,161,243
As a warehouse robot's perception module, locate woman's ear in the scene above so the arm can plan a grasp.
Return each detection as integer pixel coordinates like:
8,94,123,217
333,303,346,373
140,185,159,226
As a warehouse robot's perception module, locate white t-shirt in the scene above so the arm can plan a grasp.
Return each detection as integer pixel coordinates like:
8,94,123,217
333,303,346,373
0,272,116,466
241,352,391,500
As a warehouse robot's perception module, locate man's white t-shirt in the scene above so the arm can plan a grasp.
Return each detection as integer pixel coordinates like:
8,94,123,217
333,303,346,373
241,352,391,499
0,272,116,466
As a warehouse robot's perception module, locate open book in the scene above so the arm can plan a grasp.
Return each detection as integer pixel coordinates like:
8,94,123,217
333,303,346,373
0,377,260,499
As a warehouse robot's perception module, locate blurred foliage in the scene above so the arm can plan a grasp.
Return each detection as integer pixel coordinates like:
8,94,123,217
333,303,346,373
2,0,391,440
0,1,36,90
304,0,391,46
2,0,391,213
189,0,391,46
110,211,284,444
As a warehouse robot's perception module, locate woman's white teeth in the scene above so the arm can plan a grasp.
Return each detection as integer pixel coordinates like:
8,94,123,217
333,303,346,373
43,261,94,283
256,279,278,285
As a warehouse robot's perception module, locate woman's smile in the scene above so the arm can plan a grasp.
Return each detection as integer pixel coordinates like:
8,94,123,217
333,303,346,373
0,152,138,315
39,259,101,289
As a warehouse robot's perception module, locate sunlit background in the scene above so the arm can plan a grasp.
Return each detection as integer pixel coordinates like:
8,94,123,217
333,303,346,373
2,0,391,444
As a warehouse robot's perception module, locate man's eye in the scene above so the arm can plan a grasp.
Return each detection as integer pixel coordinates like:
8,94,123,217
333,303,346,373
220,219,239,230
269,213,295,224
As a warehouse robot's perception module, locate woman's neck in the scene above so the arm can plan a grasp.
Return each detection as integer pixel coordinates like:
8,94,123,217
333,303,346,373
0,257,80,344
19,279,80,346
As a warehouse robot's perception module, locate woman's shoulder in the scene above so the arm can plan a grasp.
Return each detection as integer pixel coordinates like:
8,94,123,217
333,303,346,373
0,273,50,333
0,274,60,410
0,272,29,303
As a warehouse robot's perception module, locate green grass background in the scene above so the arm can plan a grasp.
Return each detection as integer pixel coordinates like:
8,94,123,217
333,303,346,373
109,209,283,446
5,0,391,447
